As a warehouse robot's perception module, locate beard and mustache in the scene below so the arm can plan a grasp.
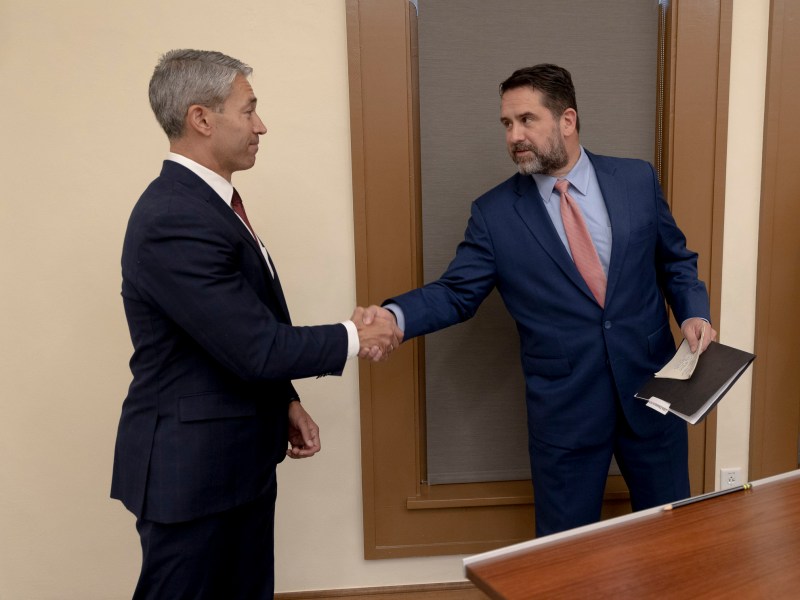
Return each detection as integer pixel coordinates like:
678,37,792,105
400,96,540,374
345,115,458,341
509,126,569,176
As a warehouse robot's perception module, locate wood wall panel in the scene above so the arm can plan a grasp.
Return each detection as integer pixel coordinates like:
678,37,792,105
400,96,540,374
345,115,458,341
662,0,733,494
750,0,800,479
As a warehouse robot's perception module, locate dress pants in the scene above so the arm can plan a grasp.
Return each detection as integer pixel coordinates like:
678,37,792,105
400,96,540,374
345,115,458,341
529,406,689,537
133,474,278,600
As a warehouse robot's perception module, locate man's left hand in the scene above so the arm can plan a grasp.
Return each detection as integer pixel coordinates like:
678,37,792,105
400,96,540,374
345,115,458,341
286,400,321,459
681,318,717,354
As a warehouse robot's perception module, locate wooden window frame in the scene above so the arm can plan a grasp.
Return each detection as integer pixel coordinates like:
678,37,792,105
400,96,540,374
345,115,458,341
347,0,731,559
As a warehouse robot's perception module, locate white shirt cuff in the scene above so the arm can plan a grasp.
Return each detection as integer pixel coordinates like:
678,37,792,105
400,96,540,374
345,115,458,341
342,320,360,359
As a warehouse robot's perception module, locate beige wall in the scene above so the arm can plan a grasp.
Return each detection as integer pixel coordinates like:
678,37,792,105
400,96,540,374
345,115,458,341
0,0,770,597
716,0,770,484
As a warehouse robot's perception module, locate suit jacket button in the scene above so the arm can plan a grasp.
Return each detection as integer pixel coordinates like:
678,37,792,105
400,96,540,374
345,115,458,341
604,321,612,329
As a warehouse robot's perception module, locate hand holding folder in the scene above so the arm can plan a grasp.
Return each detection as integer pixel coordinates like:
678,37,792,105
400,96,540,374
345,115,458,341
635,339,755,424
653,326,706,380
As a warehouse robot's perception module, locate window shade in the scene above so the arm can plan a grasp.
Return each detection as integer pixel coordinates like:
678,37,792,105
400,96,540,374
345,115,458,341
418,0,659,484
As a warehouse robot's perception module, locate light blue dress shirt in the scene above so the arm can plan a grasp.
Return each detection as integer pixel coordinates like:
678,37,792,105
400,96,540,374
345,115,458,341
532,146,612,276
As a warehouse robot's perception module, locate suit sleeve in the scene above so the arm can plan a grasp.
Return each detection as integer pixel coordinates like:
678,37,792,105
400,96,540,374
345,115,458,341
650,163,711,324
389,202,497,339
125,200,348,382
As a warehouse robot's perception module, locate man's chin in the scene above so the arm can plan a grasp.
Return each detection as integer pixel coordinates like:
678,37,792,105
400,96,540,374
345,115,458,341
515,160,541,176
515,158,567,177
239,157,258,171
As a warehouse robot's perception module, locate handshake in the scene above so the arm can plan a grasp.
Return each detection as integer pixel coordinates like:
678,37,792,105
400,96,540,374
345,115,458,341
350,305,403,362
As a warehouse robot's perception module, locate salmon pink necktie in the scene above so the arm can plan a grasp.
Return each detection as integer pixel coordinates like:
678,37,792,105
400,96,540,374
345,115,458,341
555,178,606,307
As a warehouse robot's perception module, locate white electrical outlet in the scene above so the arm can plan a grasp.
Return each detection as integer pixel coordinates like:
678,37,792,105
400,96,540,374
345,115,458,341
720,467,743,489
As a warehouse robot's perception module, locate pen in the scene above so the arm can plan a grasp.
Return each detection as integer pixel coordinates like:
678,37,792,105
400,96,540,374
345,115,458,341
663,482,752,510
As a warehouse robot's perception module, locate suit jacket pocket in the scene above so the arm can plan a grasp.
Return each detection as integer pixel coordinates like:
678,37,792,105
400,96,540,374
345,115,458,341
178,392,258,422
524,355,572,378
646,321,674,357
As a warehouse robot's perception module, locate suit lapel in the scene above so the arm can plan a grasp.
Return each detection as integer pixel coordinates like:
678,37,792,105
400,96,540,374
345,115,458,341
216,200,293,323
512,173,598,302
162,162,293,323
587,152,631,308
216,202,292,323
262,253,292,323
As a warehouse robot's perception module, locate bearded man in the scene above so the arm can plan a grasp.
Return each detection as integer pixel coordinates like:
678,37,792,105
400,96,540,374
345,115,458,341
376,64,715,536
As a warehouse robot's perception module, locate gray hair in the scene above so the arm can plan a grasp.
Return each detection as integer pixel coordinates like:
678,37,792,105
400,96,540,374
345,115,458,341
148,49,253,140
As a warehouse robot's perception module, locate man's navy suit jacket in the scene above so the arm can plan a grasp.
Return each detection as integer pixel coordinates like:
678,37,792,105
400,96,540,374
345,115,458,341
390,151,711,450
112,161,347,524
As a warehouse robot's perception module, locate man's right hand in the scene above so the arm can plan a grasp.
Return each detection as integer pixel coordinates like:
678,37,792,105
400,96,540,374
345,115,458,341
350,305,403,362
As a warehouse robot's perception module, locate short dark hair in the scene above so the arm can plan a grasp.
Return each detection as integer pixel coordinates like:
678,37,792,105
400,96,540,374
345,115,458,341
499,64,580,132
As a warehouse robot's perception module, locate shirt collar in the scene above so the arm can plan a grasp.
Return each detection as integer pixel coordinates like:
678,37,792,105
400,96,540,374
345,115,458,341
532,146,591,202
167,152,235,205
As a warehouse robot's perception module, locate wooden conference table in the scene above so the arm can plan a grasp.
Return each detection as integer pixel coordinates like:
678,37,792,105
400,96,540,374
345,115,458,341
464,469,800,599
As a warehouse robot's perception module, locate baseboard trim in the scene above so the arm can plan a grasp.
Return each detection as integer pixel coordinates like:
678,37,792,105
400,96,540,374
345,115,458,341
275,581,488,600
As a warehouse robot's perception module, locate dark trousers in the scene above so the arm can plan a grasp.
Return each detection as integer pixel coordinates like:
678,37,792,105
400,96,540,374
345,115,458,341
133,475,278,600
530,411,689,537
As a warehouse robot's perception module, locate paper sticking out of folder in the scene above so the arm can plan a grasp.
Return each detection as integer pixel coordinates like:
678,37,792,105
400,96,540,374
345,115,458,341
653,326,705,380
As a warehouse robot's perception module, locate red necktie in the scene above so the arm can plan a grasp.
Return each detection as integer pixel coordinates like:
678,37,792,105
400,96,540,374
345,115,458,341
231,189,276,279
231,189,258,241
555,178,606,307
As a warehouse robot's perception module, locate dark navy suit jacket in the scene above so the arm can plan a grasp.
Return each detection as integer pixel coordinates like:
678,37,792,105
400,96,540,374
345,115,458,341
390,151,711,450
112,161,347,523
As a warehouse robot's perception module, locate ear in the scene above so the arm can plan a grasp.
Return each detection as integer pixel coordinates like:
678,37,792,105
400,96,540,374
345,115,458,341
185,104,213,138
560,107,578,137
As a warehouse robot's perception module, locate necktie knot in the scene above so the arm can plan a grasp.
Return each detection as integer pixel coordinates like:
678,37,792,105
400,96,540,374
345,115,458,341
231,189,243,210
554,178,570,195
